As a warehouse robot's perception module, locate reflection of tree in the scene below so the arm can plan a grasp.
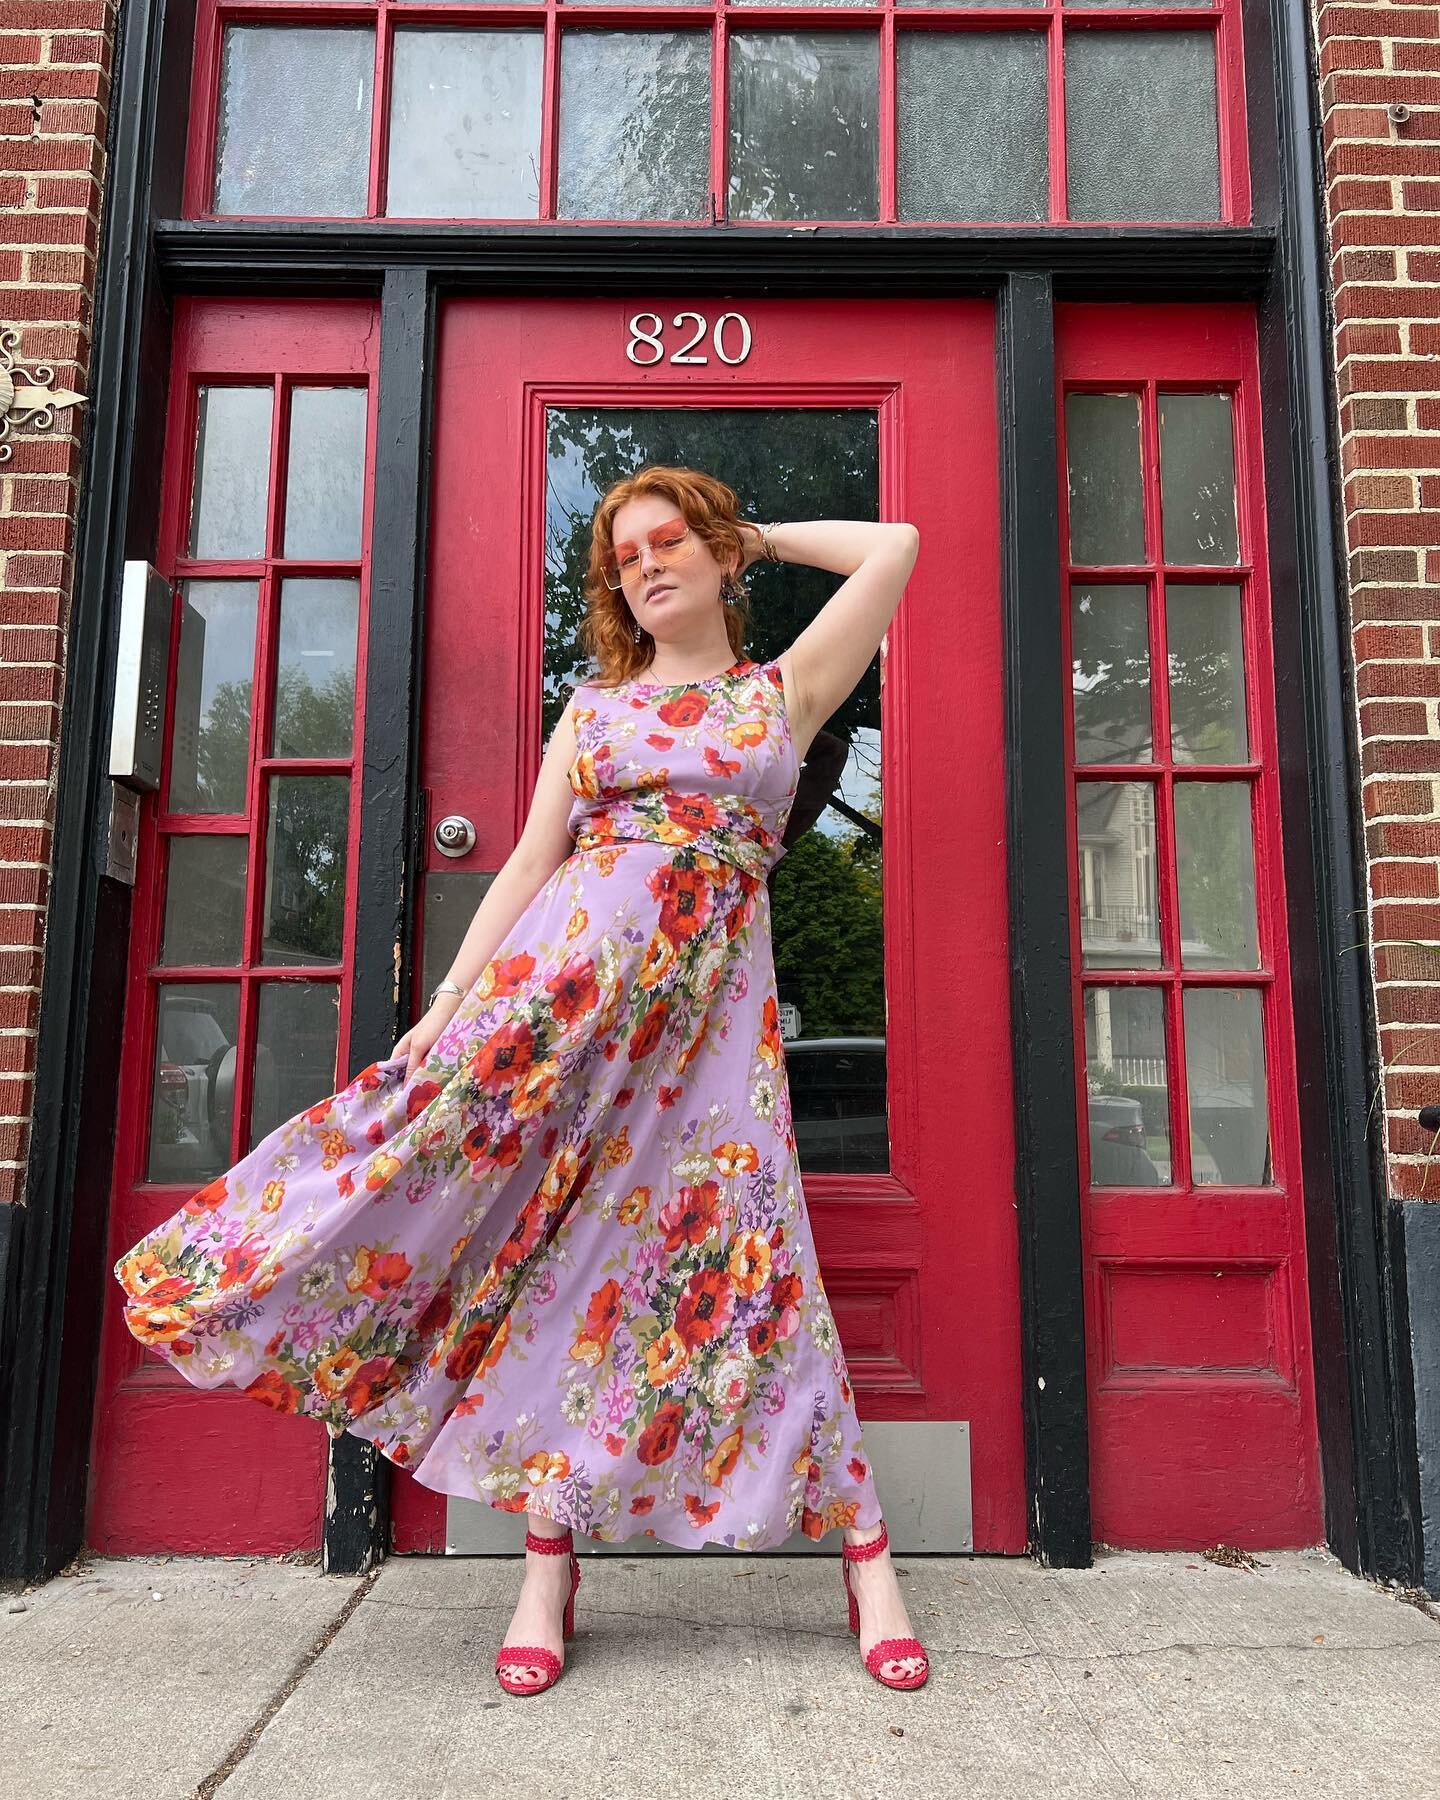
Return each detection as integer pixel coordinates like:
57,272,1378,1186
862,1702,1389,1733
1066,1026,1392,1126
1072,585,1244,765
726,34,876,223
543,408,880,739
771,822,884,1037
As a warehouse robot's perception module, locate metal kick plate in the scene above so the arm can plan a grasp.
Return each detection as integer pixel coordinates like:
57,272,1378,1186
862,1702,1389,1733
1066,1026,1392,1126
443,1420,972,1555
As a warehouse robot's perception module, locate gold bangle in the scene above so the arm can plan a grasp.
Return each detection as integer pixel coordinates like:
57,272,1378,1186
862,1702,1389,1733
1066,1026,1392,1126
759,522,781,564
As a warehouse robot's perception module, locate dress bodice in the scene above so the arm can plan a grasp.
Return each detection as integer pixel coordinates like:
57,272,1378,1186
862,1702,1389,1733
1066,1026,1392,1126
566,657,799,879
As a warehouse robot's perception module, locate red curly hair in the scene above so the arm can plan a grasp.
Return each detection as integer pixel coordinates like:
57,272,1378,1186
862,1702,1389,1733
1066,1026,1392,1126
580,464,751,687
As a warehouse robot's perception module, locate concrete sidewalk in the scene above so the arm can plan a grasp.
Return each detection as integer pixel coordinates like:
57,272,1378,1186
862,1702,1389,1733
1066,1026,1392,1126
2,1545,1437,1799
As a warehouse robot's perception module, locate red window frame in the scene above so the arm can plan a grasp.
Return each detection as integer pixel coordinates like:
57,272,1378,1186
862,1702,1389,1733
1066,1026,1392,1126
1056,300,1321,1548
183,0,1252,227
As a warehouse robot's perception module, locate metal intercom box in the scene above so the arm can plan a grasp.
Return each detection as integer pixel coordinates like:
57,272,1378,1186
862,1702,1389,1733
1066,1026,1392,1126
109,560,171,792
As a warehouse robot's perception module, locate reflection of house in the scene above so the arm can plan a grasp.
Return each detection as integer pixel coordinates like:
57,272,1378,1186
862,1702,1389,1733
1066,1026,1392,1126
1076,782,1158,966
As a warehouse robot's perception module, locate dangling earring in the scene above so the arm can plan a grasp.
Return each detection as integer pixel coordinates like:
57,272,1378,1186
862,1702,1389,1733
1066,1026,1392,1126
720,570,744,608
632,614,643,643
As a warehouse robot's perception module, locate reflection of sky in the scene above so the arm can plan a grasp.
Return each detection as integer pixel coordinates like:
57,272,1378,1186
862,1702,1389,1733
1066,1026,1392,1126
818,724,880,841
185,582,260,718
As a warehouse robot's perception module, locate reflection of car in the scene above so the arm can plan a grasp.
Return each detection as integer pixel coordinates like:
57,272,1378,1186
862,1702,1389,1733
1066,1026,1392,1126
1088,1092,1162,1187
152,997,234,1179
784,1035,888,1174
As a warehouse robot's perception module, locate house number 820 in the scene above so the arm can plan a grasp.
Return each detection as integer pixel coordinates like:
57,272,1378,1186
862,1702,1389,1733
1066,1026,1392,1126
625,312,753,367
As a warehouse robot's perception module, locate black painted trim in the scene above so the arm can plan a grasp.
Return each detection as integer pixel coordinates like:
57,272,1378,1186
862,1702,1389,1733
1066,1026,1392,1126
0,0,196,1585
148,220,1275,299
323,268,436,1574
997,273,1092,1568
1258,0,1423,1584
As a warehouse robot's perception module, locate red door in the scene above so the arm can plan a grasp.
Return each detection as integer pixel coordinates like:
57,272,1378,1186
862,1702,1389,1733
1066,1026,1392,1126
392,297,1026,1553
89,300,380,1554
1058,303,1322,1547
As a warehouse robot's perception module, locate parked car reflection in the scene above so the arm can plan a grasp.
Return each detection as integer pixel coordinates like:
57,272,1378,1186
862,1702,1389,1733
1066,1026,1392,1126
1087,1091,1165,1187
785,1034,888,1174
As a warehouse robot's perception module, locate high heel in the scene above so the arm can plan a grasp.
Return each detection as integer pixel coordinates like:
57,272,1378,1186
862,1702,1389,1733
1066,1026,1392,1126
840,1520,929,1690
495,1526,581,1697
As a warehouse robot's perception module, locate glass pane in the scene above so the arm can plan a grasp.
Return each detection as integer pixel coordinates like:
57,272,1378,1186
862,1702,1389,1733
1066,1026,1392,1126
902,0,1047,6
1159,392,1239,566
1167,584,1248,763
728,33,878,222
558,32,710,221
168,581,260,815
1065,392,1144,566
1072,584,1152,765
189,387,272,560
160,837,248,966
1175,781,1259,969
898,32,1047,223
148,983,240,1183
284,389,367,559
214,26,373,217
273,579,360,759
262,775,350,965
1065,31,1220,223
1083,986,1171,1185
249,983,341,1150
387,29,543,218
1184,987,1270,1186
1076,782,1161,969
544,405,885,1173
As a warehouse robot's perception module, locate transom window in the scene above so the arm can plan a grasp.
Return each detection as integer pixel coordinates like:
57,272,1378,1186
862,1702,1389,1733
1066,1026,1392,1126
195,0,1245,225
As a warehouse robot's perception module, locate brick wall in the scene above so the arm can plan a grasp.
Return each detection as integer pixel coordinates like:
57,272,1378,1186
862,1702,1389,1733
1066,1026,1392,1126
1314,1,1440,1196
0,2,117,1206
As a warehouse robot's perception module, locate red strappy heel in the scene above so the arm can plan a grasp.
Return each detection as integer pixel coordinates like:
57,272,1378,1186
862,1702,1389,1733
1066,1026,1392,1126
840,1520,930,1690
494,1526,581,1697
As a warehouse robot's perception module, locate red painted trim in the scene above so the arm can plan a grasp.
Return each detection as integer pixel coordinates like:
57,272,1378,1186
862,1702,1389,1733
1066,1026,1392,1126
1056,301,1320,1548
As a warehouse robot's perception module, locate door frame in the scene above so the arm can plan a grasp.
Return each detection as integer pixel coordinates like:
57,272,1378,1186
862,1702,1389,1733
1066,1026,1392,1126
2,0,1418,1591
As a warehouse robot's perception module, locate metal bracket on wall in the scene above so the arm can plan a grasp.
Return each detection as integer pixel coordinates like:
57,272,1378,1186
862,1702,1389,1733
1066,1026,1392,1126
0,326,86,462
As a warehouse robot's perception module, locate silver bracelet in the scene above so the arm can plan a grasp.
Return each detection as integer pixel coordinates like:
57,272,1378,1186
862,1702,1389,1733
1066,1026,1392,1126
430,979,464,1008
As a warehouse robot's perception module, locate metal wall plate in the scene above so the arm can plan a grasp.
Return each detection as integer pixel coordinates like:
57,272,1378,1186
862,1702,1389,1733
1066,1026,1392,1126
443,1420,972,1555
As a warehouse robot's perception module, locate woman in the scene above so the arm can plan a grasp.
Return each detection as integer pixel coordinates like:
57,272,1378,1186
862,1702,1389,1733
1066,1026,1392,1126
114,465,926,1697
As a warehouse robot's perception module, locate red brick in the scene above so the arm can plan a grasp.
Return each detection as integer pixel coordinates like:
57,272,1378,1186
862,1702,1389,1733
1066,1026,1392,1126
1347,474,1417,509
1350,587,1440,623
36,98,105,136
1372,859,1440,899
1360,699,1431,736
0,992,40,1033
1354,623,1427,660
1376,976,1440,1021
7,477,73,514
1328,142,1440,180
1330,178,1398,215
1333,246,1399,283
1363,778,1436,818
0,666,63,707
1364,739,1440,775
1352,549,1421,583
0,782,53,823
1336,320,1405,360
1397,41,1440,74
0,285,87,326
1359,662,1440,700
1,136,103,176
49,32,112,69
0,34,43,65
1328,73,1440,108
0,515,71,554
0,1123,32,1164
1325,105,1394,146
1342,399,1414,435
1387,1070,1440,1111
1321,37,1387,77
1350,507,1440,544
1344,434,1440,472
1320,6,1440,36
1376,941,1440,982
0,704,61,744
33,174,98,211
1337,282,1440,320
1387,1164,1440,1199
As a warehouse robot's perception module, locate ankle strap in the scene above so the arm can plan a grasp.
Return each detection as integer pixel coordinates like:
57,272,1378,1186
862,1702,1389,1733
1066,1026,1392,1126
524,1528,574,1554
842,1521,888,1561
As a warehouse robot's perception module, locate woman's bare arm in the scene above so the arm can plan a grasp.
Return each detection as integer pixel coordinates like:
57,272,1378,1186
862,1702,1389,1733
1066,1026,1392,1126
393,698,582,1073
741,519,920,758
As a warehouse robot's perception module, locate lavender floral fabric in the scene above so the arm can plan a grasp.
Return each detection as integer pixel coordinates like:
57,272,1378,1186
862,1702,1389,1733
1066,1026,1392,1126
115,656,883,1549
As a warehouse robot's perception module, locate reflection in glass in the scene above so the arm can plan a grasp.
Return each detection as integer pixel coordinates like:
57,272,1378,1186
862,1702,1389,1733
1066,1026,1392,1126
1076,782,1161,969
190,387,272,560
387,29,543,218
1083,986,1171,1184
284,389,367,559
249,983,341,1150
1072,585,1151,765
1159,392,1240,566
898,32,1047,222
161,836,248,967
1184,987,1270,1185
558,32,710,220
728,33,878,221
1167,584,1248,762
543,405,883,1172
1065,392,1144,566
1175,781,1259,969
214,27,373,217
262,775,350,965
273,579,360,759
148,983,240,1183
168,582,260,815
1064,30,1220,223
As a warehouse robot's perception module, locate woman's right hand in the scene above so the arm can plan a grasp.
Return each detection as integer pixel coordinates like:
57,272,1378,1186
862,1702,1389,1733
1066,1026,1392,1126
391,995,463,1082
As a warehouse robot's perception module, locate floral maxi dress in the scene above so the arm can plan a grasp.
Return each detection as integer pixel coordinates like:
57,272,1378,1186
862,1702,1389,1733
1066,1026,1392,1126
114,656,883,1550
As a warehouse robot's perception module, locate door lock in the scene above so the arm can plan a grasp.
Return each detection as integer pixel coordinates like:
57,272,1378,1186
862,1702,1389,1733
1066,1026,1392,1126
433,814,477,858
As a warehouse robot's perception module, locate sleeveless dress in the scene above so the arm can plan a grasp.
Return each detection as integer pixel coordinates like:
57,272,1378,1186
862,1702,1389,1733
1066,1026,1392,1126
114,655,884,1551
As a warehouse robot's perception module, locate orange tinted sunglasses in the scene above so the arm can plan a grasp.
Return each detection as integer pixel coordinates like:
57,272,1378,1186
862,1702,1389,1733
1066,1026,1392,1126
602,517,696,590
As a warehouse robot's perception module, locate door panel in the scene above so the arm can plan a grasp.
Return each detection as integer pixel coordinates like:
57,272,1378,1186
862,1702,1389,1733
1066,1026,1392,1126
392,297,1023,1554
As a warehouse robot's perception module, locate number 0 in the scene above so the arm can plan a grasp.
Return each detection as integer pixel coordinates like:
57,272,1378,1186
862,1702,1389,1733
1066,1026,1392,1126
713,313,752,366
